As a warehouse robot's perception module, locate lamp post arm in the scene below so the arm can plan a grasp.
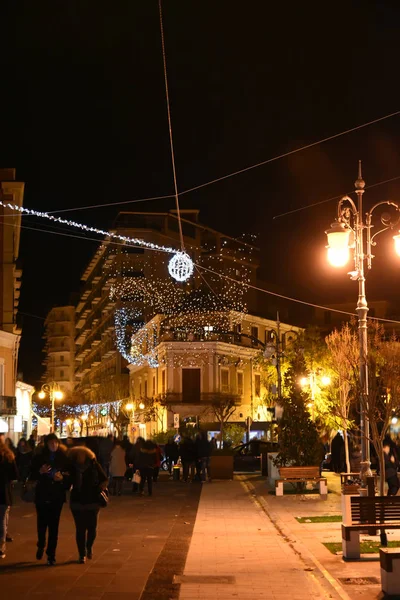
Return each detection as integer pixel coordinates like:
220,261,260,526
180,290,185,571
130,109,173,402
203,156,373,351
365,201,400,269
337,195,358,222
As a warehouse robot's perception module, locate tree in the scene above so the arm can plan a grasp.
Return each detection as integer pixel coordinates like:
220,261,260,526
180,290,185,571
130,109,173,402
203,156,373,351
210,394,238,442
275,367,321,467
224,423,245,446
326,322,359,473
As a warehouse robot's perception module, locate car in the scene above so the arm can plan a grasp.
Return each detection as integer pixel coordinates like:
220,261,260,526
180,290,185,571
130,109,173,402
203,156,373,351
233,440,279,472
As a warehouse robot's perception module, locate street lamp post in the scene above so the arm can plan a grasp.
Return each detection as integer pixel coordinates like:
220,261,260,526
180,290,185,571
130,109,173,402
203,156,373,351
38,383,64,433
325,161,400,465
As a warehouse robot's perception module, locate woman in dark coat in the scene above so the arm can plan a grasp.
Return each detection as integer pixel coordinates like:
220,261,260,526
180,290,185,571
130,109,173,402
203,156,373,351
68,446,108,563
29,433,69,566
0,434,18,559
16,437,33,482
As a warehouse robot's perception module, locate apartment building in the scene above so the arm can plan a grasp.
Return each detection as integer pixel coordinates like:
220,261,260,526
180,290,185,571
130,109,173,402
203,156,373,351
0,168,28,437
72,210,260,426
42,306,76,395
127,311,300,438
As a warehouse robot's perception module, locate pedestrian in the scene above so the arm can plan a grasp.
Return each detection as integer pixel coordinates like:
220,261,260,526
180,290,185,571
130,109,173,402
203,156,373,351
16,437,33,482
98,434,114,477
180,437,196,483
67,446,108,564
129,437,144,493
5,438,16,456
165,437,179,477
29,433,69,566
136,440,156,496
330,432,344,473
109,440,126,496
383,439,400,496
195,432,212,482
0,433,18,558
153,443,162,482
28,434,36,451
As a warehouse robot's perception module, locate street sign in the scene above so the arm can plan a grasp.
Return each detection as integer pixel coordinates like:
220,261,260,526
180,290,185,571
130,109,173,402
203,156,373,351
173,413,179,428
174,434,181,444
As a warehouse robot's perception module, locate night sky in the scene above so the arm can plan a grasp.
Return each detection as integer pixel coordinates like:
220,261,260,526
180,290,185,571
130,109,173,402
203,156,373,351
1,1,400,386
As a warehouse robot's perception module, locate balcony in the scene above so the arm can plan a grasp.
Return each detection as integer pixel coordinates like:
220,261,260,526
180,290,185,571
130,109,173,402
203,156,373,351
158,328,264,350
0,396,17,416
160,392,241,406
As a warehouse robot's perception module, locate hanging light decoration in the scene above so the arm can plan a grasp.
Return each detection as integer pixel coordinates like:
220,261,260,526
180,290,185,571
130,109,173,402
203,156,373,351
168,251,194,282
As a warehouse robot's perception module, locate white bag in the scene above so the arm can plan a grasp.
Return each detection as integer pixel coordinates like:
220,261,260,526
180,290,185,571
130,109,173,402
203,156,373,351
133,470,141,484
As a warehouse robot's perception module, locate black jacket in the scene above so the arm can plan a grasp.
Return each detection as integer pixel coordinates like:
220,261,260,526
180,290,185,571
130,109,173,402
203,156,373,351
0,456,18,505
69,459,108,508
136,443,157,469
180,439,196,463
165,442,179,461
195,437,211,458
30,446,70,505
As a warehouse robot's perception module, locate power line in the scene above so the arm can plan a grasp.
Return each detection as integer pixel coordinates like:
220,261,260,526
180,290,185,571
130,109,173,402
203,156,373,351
194,262,400,325
273,174,400,220
46,109,400,215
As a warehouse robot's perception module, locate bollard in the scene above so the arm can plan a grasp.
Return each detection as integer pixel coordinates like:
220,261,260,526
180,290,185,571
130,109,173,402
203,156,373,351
173,465,180,481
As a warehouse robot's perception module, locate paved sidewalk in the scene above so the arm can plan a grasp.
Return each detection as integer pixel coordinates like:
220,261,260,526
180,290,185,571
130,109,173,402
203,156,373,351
178,479,336,600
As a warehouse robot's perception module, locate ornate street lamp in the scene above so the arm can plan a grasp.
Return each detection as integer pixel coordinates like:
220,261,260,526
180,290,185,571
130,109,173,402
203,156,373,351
37,383,64,433
325,161,400,466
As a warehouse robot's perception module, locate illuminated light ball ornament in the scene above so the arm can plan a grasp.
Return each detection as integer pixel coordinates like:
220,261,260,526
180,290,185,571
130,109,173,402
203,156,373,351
168,251,194,282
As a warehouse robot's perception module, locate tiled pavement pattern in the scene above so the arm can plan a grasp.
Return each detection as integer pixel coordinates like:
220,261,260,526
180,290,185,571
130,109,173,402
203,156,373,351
179,480,335,600
0,478,201,599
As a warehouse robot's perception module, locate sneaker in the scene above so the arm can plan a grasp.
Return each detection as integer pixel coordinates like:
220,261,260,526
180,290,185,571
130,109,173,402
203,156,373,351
47,557,56,566
78,556,86,564
0,551,5,559
36,548,44,560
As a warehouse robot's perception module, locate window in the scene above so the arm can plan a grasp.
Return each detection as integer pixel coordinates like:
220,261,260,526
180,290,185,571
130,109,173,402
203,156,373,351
221,369,229,393
251,326,259,340
162,370,166,395
144,380,148,398
254,374,261,398
234,323,241,334
60,370,64,378
237,372,243,396
182,369,201,403
60,355,64,362
153,375,156,396
139,381,142,397
61,340,65,348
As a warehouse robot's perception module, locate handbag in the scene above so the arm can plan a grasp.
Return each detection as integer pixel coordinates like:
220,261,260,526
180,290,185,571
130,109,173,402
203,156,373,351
98,488,109,508
133,470,141,484
21,479,36,503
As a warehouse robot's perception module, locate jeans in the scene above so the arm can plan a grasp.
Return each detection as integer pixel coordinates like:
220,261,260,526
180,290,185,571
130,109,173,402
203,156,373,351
71,509,99,557
36,502,64,559
182,461,195,482
387,474,400,496
199,457,210,481
139,467,153,495
0,505,10,553
111,476,124,495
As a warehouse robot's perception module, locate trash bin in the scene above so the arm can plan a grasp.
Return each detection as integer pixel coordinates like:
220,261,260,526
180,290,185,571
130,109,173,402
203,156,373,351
173,465,180,481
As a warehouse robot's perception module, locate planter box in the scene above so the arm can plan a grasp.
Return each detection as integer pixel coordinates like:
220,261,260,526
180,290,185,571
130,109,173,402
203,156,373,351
210,455,234,479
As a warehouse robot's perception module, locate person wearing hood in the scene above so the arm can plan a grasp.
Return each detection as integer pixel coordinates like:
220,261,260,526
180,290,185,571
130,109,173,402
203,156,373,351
29,433,70,566
0,433,18,559
109,440,126,496
68,446,108,563
136,440,157,496
16,438,33,482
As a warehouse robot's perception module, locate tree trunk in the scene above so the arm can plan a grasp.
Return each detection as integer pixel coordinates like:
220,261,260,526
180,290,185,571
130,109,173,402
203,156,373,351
343,427,350,474
220,420,224,447
379,445,386,497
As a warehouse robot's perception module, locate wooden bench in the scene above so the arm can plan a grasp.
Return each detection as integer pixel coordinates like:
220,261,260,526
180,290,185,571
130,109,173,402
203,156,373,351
342,496,400,559
275,466,327,499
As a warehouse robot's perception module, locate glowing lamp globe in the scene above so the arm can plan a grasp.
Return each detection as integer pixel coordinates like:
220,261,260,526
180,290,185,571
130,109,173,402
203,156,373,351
394,233,400,257
168,252,194,282
139,402,145,410
321,376,331,386
54,390,63,401
325,222,351,267
38,391,46,399
125,403,134,411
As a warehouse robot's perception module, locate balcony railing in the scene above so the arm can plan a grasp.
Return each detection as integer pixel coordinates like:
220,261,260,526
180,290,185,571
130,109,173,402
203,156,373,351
0,396,17,416
159,392,241,405
159,329,264,349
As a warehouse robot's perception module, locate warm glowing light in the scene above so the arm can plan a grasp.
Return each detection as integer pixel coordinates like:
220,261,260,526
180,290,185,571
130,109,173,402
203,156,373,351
394,234,400,257
300,377,308,387
66,419,72,425
54,390,64,401
326,222,351,267
327,247,350,267
392,416,398,425
38,391,46,399
321,376,331,386
139,402,145,410
81,414,87,421
125,403,134,411
168,252,194,282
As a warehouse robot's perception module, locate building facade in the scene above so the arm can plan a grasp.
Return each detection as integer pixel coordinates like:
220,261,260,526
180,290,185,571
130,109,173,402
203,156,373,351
42,306,76,396
0,169,25,435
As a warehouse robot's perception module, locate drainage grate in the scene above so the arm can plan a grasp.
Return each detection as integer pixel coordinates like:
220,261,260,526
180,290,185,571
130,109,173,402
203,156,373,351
338,577,380,585
174,575,236,585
